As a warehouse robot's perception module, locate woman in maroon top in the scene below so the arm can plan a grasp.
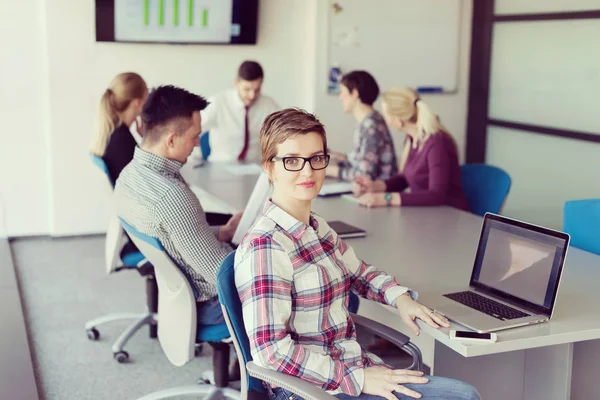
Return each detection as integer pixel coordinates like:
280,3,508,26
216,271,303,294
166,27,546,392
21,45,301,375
354,87,469,211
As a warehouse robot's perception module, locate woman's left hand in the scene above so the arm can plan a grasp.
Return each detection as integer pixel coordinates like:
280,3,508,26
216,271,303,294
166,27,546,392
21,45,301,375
395,294,451,336
358,192,387,207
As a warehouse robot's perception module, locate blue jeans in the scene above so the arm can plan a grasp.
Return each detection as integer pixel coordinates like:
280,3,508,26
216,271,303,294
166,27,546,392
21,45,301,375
196,297,225,325
269,376,480,400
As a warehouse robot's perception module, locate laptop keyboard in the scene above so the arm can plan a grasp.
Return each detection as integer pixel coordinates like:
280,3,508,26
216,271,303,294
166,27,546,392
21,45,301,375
444,291,529,320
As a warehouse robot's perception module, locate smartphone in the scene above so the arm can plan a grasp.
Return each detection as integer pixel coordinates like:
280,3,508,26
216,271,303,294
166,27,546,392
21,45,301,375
449,330,497,343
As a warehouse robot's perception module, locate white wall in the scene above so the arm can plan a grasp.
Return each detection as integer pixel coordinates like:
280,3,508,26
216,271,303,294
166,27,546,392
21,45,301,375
313,0,474,163
0,0,318,236
1,0,470,236
0,0,51,236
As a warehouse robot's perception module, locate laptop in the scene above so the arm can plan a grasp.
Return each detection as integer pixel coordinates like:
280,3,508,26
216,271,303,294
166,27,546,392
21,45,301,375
327,221,366,239
422,213,570,333
231,173,272,246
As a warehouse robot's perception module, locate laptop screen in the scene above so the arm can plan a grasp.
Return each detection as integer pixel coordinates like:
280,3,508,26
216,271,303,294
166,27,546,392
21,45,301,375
470,214,569,316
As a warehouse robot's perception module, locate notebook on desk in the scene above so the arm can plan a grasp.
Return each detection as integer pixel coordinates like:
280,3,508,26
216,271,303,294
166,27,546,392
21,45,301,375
327,221,366,239
318,182,353,197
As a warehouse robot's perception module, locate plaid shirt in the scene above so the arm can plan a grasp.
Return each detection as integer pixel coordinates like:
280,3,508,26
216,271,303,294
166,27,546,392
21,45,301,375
115,147,232,301
235,201,415,396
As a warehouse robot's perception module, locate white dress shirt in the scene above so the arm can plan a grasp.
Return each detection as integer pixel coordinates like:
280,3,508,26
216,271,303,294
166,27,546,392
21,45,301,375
200,88,280,162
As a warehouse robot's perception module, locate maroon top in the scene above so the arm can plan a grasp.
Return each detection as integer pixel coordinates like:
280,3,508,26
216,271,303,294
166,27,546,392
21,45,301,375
384,133,469,211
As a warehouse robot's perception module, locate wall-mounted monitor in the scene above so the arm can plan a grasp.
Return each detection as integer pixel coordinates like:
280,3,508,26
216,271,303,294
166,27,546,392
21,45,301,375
96,0,259,44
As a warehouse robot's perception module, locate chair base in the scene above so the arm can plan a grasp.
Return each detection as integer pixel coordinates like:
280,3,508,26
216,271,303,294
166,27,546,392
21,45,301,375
85,312,158,361
136,384,240,400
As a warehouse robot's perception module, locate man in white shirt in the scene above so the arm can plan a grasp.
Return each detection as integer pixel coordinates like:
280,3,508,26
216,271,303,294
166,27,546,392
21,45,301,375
200,60,280,162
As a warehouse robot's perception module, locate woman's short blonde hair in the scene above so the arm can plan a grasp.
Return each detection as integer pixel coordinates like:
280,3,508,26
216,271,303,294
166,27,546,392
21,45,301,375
260,108,327,174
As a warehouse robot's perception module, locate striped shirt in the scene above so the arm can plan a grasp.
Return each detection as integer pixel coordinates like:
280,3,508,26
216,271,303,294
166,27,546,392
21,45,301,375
235,201,415,396
115,147,231,302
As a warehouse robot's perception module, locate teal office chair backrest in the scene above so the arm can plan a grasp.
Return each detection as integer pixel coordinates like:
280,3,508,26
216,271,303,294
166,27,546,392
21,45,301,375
90,153,115,188
564,199,600,255
461,164,511,216
200,132,211,159
217,251,266,395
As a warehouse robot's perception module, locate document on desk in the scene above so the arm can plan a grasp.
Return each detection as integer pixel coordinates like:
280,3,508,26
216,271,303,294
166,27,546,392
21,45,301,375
225,163,263,176
318,182,354,197
341,194,361,204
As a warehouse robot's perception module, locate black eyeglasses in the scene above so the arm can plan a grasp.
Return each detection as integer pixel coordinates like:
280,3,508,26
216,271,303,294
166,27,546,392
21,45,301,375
271,154,330,171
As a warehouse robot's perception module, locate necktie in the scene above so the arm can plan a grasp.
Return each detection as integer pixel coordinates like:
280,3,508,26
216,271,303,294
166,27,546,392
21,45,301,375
238,106,250,161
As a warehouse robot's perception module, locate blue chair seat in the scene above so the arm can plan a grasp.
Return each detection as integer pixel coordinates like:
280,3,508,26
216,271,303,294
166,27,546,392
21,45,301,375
122,251,146,267
196,324,231,343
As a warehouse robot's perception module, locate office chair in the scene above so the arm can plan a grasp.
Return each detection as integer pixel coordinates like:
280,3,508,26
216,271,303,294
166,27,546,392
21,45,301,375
564,199,600,255
86,155,158,363
460,164,511,216
216,251,423,400
200,132,211,160
119,218,239,400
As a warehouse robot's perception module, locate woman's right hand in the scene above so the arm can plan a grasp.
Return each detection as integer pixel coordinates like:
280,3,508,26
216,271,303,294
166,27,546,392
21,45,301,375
352,176,373,197
362,366,428,400
352,176,386,197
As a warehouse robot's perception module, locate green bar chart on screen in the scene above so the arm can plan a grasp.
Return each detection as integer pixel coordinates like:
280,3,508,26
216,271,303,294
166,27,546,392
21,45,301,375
202,8,208,27
158,0,164,26
115,0,230,43
144,0,150,26
173,0,179,26
142,0,209,28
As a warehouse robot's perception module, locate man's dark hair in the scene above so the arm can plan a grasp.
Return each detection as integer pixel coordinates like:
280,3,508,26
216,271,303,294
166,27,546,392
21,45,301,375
141,85,208,144
237,60,264,81
340,70,380,106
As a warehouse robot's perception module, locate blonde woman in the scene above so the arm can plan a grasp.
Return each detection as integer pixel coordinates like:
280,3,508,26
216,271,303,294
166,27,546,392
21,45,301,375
354,88,468,211
90,72,147,183
235,108,480,400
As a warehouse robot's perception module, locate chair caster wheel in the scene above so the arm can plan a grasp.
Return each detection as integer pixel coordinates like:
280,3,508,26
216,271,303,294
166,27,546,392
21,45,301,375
197,371,214,385
114,350,129,363
197,377,210,385
194,343,204,357
87,328,100,341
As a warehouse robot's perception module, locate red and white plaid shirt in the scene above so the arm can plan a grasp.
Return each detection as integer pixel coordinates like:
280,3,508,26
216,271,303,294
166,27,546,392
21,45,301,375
235,201,415,396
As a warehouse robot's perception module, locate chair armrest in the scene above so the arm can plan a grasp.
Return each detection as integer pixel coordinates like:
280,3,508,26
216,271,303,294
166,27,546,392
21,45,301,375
246,361,338,400
350,313,423,371
350,313,409,347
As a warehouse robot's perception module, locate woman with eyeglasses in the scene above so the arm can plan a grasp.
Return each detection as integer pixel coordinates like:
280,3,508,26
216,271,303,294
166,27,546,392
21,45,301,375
234,108,480,400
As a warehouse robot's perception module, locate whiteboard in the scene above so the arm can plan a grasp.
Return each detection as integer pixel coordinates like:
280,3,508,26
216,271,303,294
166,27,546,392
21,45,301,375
329,0,462,93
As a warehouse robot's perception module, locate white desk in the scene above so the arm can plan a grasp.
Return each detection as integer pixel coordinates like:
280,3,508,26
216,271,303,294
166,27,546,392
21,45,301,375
182,161,600,400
